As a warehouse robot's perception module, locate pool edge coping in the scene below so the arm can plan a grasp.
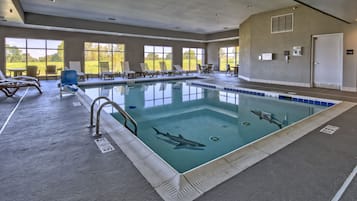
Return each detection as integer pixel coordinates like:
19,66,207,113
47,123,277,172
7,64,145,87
76,81,356,201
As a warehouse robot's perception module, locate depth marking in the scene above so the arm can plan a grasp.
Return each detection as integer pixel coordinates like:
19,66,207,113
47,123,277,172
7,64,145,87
331,165,357,201
0,88,29,135
94,137,115,153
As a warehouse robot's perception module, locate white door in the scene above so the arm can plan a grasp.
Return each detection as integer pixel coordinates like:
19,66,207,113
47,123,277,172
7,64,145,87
313,33,343,89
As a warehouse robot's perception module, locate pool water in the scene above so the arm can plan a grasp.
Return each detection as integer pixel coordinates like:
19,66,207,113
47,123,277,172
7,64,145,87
82,81,327,173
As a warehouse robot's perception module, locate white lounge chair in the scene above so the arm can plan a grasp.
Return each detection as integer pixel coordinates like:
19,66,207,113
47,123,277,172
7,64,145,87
1,69,40,86
140,63,156,77
69,61,86,80
160,62,174,76
122,61,136,79
99,61,114,80
173,65,188,75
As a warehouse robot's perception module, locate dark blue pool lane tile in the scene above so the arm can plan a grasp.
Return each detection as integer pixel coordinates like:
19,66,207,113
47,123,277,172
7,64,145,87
321,102,328,106
314,101,321,105
328,102,335,107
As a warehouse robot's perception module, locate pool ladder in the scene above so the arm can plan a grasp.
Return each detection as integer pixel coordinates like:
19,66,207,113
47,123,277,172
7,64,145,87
88,96,138,137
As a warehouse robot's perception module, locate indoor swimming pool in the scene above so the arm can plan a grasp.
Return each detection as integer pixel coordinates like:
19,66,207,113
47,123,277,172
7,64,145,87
81,80,332,173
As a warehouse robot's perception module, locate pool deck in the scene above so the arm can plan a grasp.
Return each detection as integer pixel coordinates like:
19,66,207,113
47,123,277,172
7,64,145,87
0,73,356,201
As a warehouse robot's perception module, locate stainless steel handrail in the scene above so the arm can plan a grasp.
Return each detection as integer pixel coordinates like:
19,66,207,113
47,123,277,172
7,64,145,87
88,96,111,128
94,101,138,137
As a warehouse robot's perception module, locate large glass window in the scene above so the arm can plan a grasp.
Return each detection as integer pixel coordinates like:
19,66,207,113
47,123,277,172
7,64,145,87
219,46,239,71
219,91,239,105
182,48,204,71
5,38,64,76
144,83,172,108
182,83,204,102
144,45,172,71
84,42,125,75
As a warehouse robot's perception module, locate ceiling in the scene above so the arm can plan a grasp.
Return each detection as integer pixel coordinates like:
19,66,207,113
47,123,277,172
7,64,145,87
1,0,356,34
0,0,23,23
18,0,297,34
296,0,357,23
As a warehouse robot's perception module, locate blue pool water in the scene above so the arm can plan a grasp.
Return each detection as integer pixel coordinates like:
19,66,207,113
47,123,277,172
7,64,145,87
82,81,329,173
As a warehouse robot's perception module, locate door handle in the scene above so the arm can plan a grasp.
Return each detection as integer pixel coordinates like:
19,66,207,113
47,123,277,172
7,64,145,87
314,62,319,65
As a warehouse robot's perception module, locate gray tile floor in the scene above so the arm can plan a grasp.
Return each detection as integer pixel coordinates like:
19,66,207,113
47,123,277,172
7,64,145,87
0,74,356,201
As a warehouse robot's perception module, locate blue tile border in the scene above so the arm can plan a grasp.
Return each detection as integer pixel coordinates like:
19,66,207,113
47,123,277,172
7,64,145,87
278,95,335,107
188,82,337,108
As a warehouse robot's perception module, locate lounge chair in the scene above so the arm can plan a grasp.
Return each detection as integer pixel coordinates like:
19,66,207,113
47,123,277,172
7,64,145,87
140,63,156,77
69,61,87,80
173,65,188,75
122,61,136,79
160,62,174,76
0,79,42,97
99,61,114,80
59,70,78,98
1,69,40,86
46,65,58,80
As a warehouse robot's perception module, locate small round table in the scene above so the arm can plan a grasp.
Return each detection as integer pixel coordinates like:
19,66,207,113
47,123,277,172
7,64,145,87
8,68,26,77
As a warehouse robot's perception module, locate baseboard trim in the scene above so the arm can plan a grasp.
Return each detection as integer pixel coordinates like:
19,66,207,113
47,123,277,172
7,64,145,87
238,76,311,87
341,87,357,92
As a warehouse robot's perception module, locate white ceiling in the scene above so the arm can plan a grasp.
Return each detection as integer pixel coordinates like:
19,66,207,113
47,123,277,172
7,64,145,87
296,0,357,23
18,0,297,34
0,0,23,23
1,1,356,34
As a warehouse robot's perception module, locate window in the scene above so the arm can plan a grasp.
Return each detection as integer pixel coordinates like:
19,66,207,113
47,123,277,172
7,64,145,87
144,45,172,71
219,91,239,105
182,83,204,102
84,42,125,75
5,38,64,76
219,46,239,71
144,83,172,108
182,48,204,71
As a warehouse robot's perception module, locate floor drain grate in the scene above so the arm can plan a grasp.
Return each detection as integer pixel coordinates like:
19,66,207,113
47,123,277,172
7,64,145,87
320,125,340,135
94,137,115,153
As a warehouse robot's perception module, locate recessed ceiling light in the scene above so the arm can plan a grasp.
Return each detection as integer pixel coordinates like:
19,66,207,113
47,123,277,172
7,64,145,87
107,17,116,21
49,0,55,2
224,27,229,30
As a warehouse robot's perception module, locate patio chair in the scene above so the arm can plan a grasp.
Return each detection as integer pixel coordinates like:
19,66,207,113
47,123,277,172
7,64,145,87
122,61,136,79
140,63,156,77
26,65,40,78
226,64,233,76
46,65,58,80
0,79,42,97
160,62,174,76
206,64,214,73
1,69,40,86
59,70,78,98
173,65,188,75
197,64,207,74
99,61,114,80
69,61,86,81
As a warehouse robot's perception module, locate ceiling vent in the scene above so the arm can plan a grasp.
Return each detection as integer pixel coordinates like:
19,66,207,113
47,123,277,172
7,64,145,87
271,13,293,34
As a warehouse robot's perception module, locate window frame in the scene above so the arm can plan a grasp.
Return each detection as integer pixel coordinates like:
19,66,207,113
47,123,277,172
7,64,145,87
84,42,125,75
218,46,239,71
182,47,205,71
5,37,64,76
144,45,173,72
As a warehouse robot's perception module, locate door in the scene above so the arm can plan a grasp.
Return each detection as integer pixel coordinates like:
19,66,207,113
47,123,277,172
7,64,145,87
312,33,343,89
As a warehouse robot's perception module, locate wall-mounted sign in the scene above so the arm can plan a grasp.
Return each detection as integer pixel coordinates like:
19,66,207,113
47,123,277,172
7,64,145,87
262,53,273,61
346,49,354,55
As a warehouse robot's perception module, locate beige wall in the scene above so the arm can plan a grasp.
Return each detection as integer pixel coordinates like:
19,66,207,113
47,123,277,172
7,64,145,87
239,5,357,90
